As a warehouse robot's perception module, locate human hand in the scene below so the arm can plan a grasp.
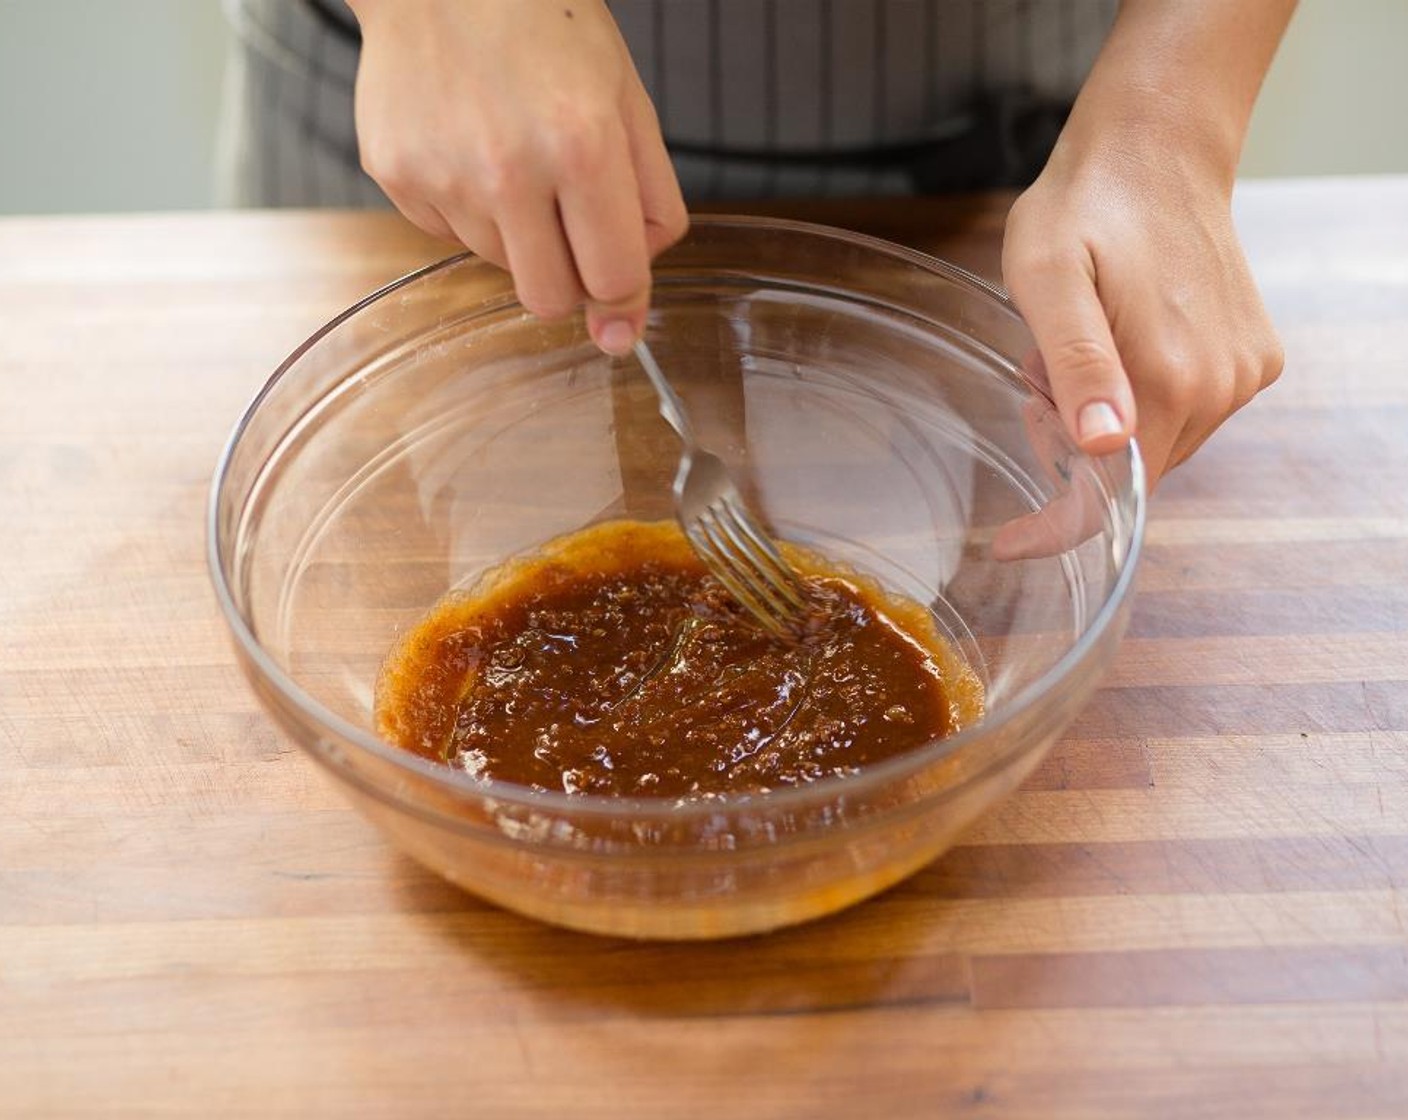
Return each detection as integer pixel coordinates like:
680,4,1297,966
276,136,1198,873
347,0,688,354
1000,117,1284,493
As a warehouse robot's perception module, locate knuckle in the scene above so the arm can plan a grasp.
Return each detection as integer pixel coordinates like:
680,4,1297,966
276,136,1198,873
645,198,690,259
1002,193,1038,240
1048,337,1118,384
1229,357,1262,411
1002,221,1070,276
1226,339,1283,412
586,272,646,308
546,110,612,177
360,139,463,206
517,287,578,320
1260,334,1287,387
359,140,408,192
473,149,525,206
582,251,650,305
1003,243,1052,283
1147,358,1203,412
658,204,689,249
1004,248,1085,304
1210,376,1242,422
1219,328,1286,410
514,269,582,319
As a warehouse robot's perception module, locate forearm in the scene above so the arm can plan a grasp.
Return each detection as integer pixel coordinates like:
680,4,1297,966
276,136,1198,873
347,0,610,28
1062,0,1297,186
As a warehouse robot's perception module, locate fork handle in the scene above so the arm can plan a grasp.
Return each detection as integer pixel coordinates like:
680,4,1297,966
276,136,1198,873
633,340,697,446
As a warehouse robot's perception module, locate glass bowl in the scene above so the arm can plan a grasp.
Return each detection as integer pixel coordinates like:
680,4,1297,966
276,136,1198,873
208,216,1144,939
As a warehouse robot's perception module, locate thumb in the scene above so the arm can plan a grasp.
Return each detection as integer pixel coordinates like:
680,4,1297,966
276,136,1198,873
1006,253,1136,456
585,293,650,357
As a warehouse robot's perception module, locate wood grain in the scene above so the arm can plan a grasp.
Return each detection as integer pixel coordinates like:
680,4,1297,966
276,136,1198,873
2,180,1407,1118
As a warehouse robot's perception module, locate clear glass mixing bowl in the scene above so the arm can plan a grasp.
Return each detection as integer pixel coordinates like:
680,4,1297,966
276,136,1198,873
208,216,1144,938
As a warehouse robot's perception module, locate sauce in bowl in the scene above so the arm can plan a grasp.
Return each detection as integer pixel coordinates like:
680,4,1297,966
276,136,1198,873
375,520,983,799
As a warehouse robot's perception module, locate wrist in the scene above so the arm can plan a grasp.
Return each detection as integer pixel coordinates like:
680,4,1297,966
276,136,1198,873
1054,83,1242,199
346,0,455,32
1055,0,1296,194
344,0,397,34
343,0,384,19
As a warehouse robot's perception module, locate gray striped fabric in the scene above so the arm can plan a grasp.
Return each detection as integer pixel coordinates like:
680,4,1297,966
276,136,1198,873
217,0,385,207
218,0,1115,207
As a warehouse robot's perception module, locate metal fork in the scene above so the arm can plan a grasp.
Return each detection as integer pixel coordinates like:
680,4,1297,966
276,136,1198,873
633,340,808,637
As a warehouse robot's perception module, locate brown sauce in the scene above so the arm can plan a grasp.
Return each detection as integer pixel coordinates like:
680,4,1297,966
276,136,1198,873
374,520,983,799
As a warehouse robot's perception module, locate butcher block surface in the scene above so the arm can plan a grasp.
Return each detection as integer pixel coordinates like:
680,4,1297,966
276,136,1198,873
2,178,1406,1117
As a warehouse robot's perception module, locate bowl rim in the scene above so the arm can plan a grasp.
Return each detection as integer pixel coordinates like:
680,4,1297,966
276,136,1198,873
206,214,1146,826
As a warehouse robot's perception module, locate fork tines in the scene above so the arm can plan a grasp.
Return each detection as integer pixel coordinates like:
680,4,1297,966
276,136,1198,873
689,496,808,637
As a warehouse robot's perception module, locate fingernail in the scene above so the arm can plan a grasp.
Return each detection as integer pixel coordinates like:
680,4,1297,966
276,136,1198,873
596,318,637,356
1077,400,1123,446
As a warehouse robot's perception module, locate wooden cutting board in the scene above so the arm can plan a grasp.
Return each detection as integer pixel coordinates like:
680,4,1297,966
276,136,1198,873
1,178,1406,1117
